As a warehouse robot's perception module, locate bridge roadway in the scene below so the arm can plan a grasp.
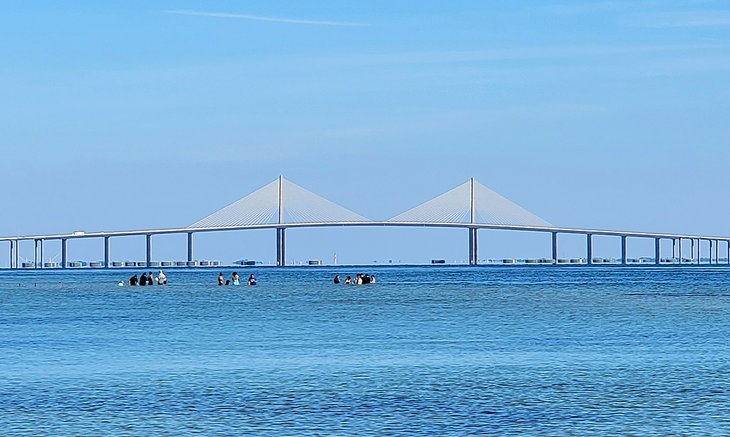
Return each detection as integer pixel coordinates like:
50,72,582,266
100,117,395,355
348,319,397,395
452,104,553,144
1,221,730,268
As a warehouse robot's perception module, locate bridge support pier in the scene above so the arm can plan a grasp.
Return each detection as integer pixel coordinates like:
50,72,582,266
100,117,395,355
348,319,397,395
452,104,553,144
621,235,627,265
62,238,67,269
709,240,713,264
104,236,110,268
698,239,702,264
33,239,38,269
14,240,19,269
146,234,152,266
586,234,593,265
276,228,286,266
655,238,661,265
677,238,682,264
187,232,194,262
551,232,558,263
8,241,13,269
468,228,478,265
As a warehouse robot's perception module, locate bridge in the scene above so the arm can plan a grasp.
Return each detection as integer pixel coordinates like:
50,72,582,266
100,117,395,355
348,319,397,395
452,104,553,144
1,176,729,268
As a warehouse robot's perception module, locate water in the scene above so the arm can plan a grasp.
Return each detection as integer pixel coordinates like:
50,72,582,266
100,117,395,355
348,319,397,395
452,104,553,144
1,267,730,435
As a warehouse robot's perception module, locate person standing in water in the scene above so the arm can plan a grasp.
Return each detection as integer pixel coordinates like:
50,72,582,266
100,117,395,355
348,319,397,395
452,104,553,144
248,274,256,286
232,272,240,286
333,275,341,284
218,272,224,286
158,271,167,285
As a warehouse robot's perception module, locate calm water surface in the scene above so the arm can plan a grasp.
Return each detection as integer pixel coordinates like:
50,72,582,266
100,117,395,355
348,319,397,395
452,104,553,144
1,267,729,435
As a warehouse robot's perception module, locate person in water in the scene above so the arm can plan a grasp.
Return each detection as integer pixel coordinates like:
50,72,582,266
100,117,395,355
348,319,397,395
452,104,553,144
333,275,341,284
128,274,138,286
148,271,155,286
218,272,224,286
248,274,256,286
139,273,148,286
370,275,376,284
344,275,352,285
158,271,167,285
232,272,240,286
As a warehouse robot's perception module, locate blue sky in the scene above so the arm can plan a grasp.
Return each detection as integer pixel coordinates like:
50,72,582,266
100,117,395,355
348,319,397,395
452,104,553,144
1,1,729,265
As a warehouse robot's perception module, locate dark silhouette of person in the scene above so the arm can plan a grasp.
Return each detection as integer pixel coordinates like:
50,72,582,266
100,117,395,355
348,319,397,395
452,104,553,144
139,273,148,286
128,274,138,286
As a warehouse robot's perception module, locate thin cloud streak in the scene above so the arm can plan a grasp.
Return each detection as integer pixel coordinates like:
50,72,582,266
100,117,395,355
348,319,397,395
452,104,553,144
165,9,369,27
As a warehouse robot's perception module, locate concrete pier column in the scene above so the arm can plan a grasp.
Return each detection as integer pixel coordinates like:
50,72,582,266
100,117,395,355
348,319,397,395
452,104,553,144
276,228,286,266
698,239,702,264
61,238,67,269
39,239,45,269
34,239,39,269
468,228,478,265
655,238,661,265
551,232,558,263
9,241,13,269
14,240,19,269
104,236,110,268
716,240,719,264
621,235,628,265
146,234,152,266
187,232,194,262
677,238,682,264
586,234,593,265
709,240,713,264
672,239,676,262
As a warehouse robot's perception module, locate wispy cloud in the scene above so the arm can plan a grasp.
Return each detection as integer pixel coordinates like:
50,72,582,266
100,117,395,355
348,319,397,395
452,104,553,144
629,11,730,27
165,9,369,27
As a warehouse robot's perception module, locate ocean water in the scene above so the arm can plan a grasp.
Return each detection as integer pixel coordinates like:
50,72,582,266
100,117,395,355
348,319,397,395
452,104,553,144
1,266,729,436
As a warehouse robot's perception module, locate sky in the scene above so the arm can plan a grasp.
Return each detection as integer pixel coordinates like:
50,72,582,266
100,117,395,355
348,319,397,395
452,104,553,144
1,0,729,265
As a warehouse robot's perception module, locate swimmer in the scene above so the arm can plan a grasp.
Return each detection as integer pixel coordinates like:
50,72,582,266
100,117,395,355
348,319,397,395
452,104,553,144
158,270,167,285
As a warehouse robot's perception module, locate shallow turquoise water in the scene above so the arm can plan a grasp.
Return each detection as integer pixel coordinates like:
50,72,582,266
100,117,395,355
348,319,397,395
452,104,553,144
1,267,729,435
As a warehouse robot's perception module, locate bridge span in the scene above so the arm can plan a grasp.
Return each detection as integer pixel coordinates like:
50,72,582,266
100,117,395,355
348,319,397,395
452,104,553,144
2,177,729,268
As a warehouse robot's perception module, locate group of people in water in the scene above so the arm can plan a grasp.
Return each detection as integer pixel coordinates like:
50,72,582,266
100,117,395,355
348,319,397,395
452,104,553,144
333,273,375,285
127,271,167,286
218,272,256,286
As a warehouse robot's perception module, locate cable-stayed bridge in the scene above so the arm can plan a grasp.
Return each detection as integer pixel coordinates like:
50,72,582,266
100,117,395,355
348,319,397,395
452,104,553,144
2,176,729,268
